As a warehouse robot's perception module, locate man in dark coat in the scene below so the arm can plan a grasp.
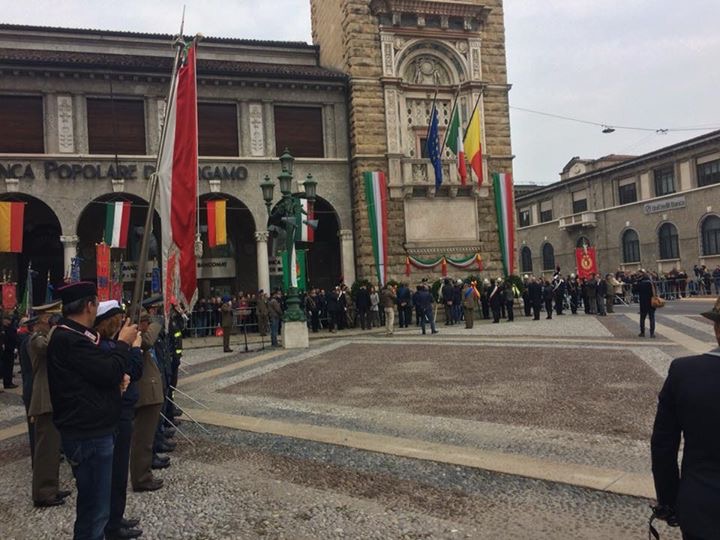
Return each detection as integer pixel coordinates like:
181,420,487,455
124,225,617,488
528,277,543,321
396,283,412,328
543,280,554,319
1,311,18,389
47,282,138,540
415,285,437,335
633,271,656,337
355,285,371,330
651,297,720,539
441,279,454,326
489,279,503,323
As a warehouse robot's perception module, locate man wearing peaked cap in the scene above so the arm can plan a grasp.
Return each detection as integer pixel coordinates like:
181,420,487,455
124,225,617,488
46,281,140,538
651,296,720,539
26,300,71,508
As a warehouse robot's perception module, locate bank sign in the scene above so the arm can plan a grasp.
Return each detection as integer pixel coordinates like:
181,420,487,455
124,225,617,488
643,196,686,215
121,258,237,282
0,160,248,181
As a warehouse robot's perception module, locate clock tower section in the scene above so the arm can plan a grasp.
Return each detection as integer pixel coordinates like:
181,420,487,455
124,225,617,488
311,0,514,282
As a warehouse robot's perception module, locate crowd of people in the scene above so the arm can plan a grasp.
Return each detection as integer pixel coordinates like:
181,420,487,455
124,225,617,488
0,282,186,539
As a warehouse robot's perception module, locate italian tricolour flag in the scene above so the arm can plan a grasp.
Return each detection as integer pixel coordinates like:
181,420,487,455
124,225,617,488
363,171,388,285
103,201,131,248
299,198,314,242
444,105,467,185
493,172,515,276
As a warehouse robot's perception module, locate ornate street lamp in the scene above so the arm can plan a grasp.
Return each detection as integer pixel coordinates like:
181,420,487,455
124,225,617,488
261,149,318,325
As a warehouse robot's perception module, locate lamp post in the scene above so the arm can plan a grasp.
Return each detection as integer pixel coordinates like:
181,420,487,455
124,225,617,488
260,148,317,323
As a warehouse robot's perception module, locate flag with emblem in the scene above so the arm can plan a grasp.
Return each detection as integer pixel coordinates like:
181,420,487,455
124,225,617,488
426,102,443,188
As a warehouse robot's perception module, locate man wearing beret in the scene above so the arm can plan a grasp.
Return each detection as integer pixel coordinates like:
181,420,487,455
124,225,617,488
47,282,139,540
651,296,720,539
27,300,70,508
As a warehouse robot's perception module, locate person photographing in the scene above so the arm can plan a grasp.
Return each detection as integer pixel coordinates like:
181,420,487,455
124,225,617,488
47,282,140,540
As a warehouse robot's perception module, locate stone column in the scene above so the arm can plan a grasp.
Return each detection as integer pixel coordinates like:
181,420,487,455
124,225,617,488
60,235,79,278
255,231,271,293
338,229,356,285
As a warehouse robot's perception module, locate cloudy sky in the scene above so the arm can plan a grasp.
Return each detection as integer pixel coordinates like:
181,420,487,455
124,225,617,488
4,0,719,183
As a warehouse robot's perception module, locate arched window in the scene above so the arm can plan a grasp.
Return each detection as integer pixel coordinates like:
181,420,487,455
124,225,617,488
520,246,533,272
658,223,679,260
542,243,555,271
622,229,640,263
701,215,720,256
576,236,591,248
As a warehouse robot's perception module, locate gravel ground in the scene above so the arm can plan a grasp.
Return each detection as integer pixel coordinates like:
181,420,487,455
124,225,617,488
0,425,680,540
224,343,661,440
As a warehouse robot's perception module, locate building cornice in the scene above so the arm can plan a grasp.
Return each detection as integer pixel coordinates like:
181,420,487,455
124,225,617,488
370,0,490,21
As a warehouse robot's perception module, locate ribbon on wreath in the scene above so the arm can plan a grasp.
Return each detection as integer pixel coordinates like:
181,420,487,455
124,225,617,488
404,253,483,277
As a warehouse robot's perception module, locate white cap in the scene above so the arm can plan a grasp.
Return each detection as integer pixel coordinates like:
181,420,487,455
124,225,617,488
95,300,123,324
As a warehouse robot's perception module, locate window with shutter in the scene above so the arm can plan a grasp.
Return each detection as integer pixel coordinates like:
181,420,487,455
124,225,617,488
274,106,324,158
198,102,238,156
87,98,146,155
0,95,44,153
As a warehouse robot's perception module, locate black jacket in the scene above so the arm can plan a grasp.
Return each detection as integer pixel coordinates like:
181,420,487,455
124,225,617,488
633,277,655,311
651,350,720,538
47,318,131,439
355,288,371,310
528,282,542,304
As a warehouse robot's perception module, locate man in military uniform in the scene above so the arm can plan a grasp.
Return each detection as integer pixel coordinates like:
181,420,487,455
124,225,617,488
489,278,503,323
47,282,138,539
651,297,720,539
255,290,270,338
28,300,70,507
130,309,165,492
17,315,37,459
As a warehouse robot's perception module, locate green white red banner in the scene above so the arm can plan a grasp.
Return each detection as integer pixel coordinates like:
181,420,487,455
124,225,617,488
405,253,483,276
492,172,515,276
363,171,388,285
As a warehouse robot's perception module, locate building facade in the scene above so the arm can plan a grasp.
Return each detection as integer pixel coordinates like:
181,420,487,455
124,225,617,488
0,24,353,300
311,0,512,281
515,130,720,277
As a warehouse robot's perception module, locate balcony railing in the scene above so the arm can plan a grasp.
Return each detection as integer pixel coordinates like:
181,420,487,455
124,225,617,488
558,211,597,230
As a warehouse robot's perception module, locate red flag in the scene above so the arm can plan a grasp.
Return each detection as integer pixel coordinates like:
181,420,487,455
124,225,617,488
96,243,111,301
2,282,17,310
158,41,199,320
576,247,597,279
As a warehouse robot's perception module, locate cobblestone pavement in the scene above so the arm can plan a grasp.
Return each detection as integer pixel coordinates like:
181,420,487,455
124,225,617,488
0,300,713,539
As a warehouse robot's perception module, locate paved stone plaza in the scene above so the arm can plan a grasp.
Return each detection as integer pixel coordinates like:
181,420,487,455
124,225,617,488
1,299,716,539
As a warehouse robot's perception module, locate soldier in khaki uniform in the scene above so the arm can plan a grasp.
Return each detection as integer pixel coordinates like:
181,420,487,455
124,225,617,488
130,310,165,492
27,301,71,507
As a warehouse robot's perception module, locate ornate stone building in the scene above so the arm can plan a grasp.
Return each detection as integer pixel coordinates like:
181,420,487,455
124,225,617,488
311,0,513,281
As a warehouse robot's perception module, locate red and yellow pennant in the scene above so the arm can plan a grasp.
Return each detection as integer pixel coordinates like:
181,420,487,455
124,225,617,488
0,201,24,253
206,199,227,248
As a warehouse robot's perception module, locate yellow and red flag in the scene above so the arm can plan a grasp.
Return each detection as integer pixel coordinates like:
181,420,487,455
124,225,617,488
0,201,24,252
206,199,227,248
463,101,483,186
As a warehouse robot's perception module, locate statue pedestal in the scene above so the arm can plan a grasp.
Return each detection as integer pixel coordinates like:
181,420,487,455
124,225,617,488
282,320,309,349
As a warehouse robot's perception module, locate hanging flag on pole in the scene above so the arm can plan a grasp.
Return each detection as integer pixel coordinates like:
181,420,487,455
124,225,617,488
103,201,131,248
0,201,24,253
444,99,467,185
206,199,227,248
463,98,484,186
492,172,515,277
426,102,443,188
363,171,389,285
299,199,315,242
158,39,199,319
2,282,17,310
18,263,33,317
96,242,111,301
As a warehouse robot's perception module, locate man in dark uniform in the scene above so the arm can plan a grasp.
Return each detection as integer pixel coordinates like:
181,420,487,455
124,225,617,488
489,278,503,323
220,296,234,353
355,284,371,330
28,301,70,508
441,279,454,325
1,310,18,389
543,279,554,319
651,297,720,539
567,274,579,314
528,277,543,321
522,275,532,317
47,282,138,540
480,279,491,320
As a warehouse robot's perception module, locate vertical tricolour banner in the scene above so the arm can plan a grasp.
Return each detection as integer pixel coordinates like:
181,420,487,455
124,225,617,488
158,40,199,319
299,199,314,242
363,171,389,285
492,172,515,277
104,201,131,248
464,101,484,186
